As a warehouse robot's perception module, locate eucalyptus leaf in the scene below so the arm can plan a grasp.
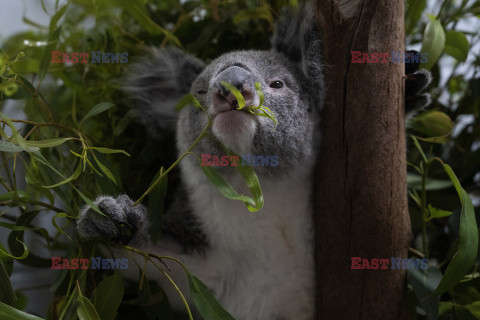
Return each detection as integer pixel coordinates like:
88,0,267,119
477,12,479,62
93,274,124,320
444,31,469,62
80,102,116,126
0,260,15,306
77,295,101,320
420,18,445,70
407,266,442,320
38,26,62,81
0,301,45,320
434,163,478,295
187,274,235,320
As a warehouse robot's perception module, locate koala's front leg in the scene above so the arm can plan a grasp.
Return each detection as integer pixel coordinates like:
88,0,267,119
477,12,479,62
76,195,205,317
76,195,151,247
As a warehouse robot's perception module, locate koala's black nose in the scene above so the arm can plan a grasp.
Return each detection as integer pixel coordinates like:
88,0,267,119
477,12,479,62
213,66,255,111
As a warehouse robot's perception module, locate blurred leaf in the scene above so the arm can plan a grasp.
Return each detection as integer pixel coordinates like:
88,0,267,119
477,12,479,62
0,260,15,306
465,301,480,319
407,266,442,320
420,17,445,70
0,301,44,320
93,274,124,320
49,3,68,32
113,0,181,47
444,31,469,62
407,173,453,190
233,4,274,29
38,26,62,81
148,168,167,243
0,141,37,153
187,274,235,320
77,295,101,320
434,163,478,295
80,102,116,126
175,93,202,111
406,0,427,35
411,110,453,143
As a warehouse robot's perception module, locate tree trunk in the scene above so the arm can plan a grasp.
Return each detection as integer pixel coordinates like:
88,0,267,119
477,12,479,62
313,0,411,318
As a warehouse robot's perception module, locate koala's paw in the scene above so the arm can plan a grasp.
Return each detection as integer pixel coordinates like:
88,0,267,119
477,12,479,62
404,51,432,113
76,195,149,245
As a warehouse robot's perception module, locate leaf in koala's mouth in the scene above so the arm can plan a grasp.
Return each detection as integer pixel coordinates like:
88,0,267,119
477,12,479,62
221,81,277,126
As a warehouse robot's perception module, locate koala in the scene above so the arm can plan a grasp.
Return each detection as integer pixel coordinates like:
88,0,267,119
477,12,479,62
76,3,431,320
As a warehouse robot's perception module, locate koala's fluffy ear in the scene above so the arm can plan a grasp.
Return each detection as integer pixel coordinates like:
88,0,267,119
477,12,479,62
272,3,324,102
122,47,205,137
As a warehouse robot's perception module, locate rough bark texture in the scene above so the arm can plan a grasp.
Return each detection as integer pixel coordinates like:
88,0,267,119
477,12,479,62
313,0,411,318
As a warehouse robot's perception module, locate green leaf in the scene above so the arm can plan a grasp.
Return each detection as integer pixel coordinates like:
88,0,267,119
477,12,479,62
93,274,124,320
0,239,29,260
93,156,116,185
254,82,265,107
444,31,469,62
0,301,45,320
43,163,82,188
77,295,101,320
434,163,478,295
427,204,453,220
231,155,264,212
411,110,453,143
406,0,427,35
198,163,256,209
407,266,442,320
73,186,104,216
24,138,74,148
87,147,130,157
420,18,445,70
465,301,480,319
51,213,75,241
114,0,181,47
220,81,245,109
148,168,168,243
0,260,15,306
187,274,235,320
38,26,62,81
407,173,453,190
49,3,68,32
233,4,273,28
175,94,202,111
80,102,116,126
0,140,38,153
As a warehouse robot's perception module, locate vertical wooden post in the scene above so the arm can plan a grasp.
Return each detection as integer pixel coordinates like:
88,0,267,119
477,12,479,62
313,0,411,318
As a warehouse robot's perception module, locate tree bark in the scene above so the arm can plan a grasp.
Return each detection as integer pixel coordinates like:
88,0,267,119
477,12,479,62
313,0,411,318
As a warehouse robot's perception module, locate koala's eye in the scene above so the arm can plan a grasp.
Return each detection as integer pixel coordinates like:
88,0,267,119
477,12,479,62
269,81,283,89
197,90,207,95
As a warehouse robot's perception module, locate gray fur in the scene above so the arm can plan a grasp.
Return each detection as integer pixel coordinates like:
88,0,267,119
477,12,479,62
122,47,205,138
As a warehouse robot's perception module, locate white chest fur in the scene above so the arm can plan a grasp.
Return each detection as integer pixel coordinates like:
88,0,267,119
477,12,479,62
181,160,316,320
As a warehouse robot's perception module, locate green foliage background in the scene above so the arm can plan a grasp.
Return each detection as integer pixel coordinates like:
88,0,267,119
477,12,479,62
0,0,478,319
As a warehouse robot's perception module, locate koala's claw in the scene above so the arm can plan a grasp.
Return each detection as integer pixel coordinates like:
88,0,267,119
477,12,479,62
76,195,148,245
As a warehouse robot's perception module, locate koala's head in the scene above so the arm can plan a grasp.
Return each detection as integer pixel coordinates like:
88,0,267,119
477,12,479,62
125,4,323,178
